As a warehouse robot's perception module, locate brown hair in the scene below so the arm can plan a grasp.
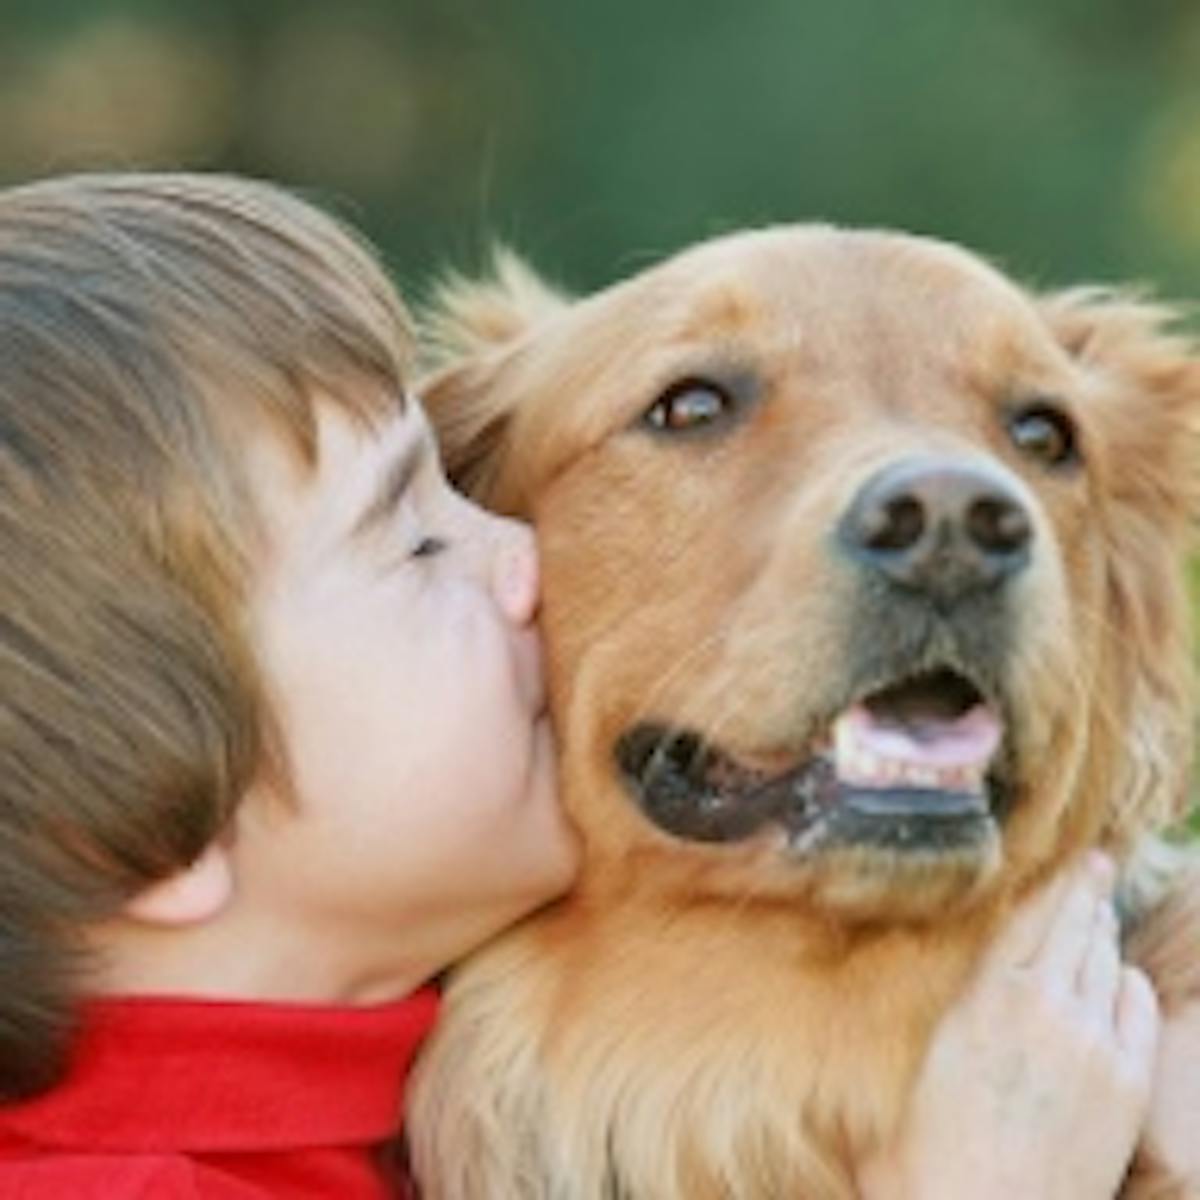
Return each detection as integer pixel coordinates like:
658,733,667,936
0,172,412,1097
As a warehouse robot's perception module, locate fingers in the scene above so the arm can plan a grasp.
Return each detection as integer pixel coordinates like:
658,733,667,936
1007,854,1159,1083
984,869,1073,969
1076,897,1122,1022
988,852,1111,973
1113,965,1160,1074
1031,856,1113,988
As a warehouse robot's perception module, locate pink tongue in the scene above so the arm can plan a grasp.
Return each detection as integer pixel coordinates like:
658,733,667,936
839,703,1002,769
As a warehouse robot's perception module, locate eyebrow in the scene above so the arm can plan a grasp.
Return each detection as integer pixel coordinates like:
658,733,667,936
349,436,424,542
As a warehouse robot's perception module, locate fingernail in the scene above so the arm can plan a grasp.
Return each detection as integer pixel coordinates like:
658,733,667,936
1085,849,1115,891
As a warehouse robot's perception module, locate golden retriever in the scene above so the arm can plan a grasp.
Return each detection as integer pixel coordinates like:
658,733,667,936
407,227,1200,1199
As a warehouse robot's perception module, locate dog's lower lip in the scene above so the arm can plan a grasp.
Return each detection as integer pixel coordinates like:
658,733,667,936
840,786,987,818
613,725,825,843
615,721,1006,850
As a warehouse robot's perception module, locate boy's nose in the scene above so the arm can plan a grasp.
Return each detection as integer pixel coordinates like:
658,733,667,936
491,521,540,625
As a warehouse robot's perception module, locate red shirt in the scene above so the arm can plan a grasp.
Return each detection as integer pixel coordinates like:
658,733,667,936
0,988,439,1198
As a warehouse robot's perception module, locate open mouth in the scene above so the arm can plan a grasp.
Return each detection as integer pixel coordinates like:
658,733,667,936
615,666,1009,854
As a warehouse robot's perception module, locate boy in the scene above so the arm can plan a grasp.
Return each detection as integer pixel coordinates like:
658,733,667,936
0,171,1169,1199
0,172,578,1196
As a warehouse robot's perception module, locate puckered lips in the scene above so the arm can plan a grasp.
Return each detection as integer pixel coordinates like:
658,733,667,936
615,666,1009,854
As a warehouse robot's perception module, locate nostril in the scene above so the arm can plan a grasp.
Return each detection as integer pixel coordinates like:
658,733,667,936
863,495,925,552
967,496,1031,555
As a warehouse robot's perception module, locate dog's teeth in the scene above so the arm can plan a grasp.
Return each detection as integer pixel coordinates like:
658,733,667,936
833,711,988,793
835,734,984,792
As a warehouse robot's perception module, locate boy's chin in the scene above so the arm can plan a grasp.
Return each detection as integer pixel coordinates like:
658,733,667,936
500,731,580,913
517,751,580,905
442,718,576,968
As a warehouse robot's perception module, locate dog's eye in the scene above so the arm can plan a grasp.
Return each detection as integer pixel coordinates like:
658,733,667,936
644,379,735,433
1008,403,1079,467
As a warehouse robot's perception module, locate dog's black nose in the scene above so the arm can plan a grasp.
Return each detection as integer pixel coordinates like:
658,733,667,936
838,457,1032,601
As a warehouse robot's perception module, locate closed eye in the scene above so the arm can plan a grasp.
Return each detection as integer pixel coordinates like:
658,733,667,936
411,535,448,559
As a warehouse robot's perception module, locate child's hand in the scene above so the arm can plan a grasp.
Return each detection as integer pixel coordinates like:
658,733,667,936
1144,1000,1200,1189
859,854,1160,1200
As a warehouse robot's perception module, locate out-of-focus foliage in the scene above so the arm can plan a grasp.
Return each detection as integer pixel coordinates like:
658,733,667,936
0,0,1199,301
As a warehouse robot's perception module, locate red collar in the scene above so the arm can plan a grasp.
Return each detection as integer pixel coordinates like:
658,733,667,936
0,988,439,1154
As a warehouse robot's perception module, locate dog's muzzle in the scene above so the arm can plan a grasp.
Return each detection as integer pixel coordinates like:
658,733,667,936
615,666,1011,856
614,456,1029,858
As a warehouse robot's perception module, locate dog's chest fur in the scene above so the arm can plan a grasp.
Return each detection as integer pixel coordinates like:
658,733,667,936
411,887,999,1200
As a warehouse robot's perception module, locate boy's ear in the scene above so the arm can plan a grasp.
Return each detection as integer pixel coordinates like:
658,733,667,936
123,842,234,927
1040,288,1200,839
419,248,569,510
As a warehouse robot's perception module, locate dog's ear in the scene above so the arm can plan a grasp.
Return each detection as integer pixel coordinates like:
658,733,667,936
419,249,570,509
1041,289,1200,839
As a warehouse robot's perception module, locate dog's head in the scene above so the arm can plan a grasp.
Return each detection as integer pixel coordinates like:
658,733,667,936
422,228,1200,922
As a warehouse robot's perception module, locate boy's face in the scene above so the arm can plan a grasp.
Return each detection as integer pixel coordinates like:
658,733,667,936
236,396,578,994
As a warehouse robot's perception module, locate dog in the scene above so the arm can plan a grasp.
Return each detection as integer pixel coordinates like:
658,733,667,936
407,226,1200,1199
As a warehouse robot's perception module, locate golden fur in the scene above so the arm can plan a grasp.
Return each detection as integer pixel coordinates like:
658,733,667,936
408,228,1200,1199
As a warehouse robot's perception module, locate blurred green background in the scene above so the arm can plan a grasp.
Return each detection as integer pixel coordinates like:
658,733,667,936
2,0,1200,304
